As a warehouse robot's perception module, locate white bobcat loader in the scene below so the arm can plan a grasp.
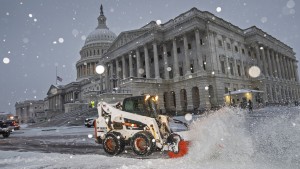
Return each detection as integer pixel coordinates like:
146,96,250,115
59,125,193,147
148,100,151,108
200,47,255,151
94,95,189,158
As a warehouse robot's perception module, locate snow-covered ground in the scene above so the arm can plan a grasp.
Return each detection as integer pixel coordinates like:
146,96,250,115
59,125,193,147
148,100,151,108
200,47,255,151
0,106,299,169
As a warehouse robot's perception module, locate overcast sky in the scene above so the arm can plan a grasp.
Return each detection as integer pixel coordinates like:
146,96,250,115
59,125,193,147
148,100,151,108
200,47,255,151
0,0,299,113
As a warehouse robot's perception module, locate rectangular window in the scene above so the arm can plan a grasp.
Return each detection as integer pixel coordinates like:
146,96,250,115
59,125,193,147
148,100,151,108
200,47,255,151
177,47,181,53
203,61,206,70
227,43,231,50
235,46,238,52
237,65,241,76
190,64,194,73
221,61,225,74
230,63,234,75
200,39,203,45
248,51,251,57
242,49,245,54
179,67,183,76
224,87,229,93
244,66,248,77
218,40,223,47
188,44,192,49
158,55,162,60
167,51,171,57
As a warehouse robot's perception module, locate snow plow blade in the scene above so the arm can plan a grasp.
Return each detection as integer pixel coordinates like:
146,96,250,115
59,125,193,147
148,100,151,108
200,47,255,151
168,140,190,158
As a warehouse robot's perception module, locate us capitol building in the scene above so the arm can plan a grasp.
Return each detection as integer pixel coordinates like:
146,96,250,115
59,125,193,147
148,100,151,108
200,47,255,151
16,5,300,122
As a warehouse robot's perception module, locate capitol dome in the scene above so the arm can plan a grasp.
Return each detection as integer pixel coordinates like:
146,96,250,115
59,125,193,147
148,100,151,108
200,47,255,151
84,4,116,46
85,28,116,45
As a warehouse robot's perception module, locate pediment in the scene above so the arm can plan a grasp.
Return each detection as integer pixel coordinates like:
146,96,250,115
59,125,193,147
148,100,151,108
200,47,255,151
107,28,150,52
46,85,61,96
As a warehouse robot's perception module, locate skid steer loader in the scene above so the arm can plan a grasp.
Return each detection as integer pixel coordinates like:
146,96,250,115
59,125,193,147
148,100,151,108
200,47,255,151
94,95,189,158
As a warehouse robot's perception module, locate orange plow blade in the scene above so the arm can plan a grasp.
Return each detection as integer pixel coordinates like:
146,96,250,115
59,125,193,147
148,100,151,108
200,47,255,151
168,140,190,158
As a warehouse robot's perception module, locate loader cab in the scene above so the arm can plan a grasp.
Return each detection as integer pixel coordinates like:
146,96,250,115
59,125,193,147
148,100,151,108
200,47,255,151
122,95,159,118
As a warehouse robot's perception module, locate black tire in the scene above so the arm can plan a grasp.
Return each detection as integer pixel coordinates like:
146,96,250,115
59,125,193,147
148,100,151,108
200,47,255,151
2,132,10,138
103,132,125,155
131,131,156,156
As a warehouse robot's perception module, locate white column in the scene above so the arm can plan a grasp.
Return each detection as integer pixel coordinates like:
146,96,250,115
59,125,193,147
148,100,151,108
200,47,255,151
153,41,160,79
234,59,238,76
105,64,109,91
110,62,114,89
122,55,126,79
275,52,282,79
267,48,273,77
115,59,119,80
261,47,268,76
241,60,245,77
255,45,261,68
129,54,133,77
283,57,289,80
136,49,141,78
294,62,299,82
144,45,150,78
288,59,294,81
172,38,180,78
183,34,191,75
195,30,203,71
162,43,169,80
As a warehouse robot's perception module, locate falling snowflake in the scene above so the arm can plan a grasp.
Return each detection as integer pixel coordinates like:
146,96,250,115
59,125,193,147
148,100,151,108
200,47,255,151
6,12,9,16
8,51,10,54
156,20,162,25
167,67,172,71
248,66,261,78
81,35,86,40
28,14,33,18
72,29,79,37
216,7,222,13
138,68,145,74
286,0,295,9
23,38,29,44
96,65,105,74
260,17,268,23
3,57,10,64
260,46,264,50
110,8,114,12
53,41,57,44
88,134,93,138
185,113,193,121
58,38,64,43
33,18,37,22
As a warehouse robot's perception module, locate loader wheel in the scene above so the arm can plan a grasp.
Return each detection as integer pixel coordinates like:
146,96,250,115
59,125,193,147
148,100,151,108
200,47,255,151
2,132,10,138
131,131,156,156
103,132,125,155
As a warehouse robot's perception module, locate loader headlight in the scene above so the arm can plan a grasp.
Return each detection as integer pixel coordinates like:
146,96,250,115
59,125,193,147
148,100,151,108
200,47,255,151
145,94,150,101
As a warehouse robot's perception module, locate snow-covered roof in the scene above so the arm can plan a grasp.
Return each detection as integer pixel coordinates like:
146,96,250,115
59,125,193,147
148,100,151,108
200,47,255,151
224,89,263,96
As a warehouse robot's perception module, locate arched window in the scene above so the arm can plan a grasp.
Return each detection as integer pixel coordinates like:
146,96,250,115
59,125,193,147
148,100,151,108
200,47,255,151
180,89,187,111
192,87,200,110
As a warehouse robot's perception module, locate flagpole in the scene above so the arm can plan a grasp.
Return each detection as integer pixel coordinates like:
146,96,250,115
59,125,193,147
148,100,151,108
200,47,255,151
56,66,57,85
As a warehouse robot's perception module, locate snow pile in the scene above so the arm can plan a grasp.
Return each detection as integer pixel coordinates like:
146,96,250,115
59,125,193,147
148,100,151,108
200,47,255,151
251,106,300,168
186,107,254,167
1,106,300,169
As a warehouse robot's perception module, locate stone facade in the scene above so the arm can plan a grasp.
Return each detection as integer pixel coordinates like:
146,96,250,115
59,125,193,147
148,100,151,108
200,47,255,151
15,100,45,123
17,6,300,117
99,7,300,113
